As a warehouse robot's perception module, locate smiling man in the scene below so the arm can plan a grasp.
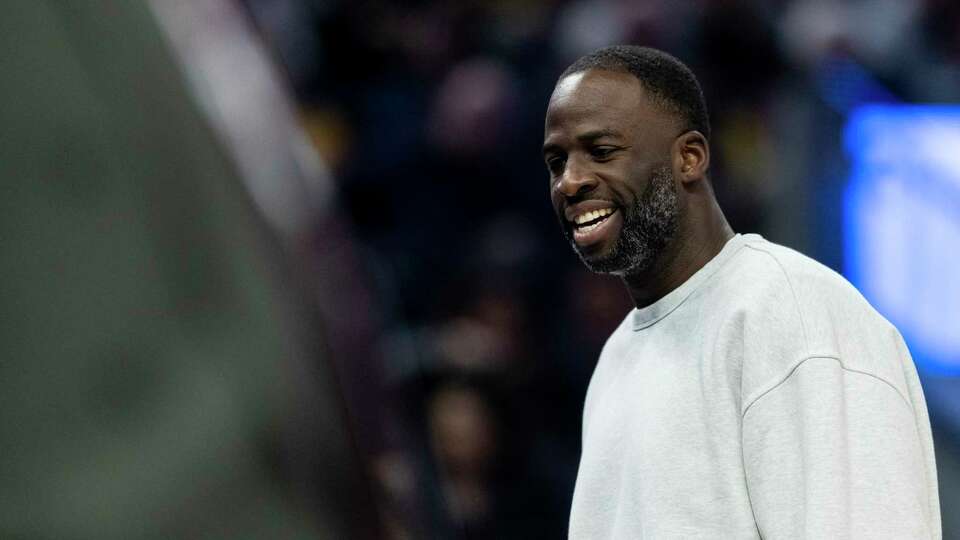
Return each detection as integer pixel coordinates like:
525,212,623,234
544,46,941,539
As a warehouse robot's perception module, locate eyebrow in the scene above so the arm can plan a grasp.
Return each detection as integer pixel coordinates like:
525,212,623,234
577,128,624,143
543,128,625,155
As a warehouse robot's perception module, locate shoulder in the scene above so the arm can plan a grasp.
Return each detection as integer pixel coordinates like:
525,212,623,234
703,236,816,361
725,235,863,309
737,235,901,356
739,236,867,311
579,310,635,423
712,236,912,413
600,310,637,354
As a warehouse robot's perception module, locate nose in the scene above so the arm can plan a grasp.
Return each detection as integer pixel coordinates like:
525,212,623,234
554,158,598,198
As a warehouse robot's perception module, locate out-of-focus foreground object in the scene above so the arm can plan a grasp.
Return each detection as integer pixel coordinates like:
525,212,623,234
0,1,377,538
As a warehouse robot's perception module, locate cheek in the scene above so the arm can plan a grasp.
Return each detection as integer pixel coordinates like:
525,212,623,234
606,166,647,203
626,159,669,194
550,192,572,229
549,186,563,210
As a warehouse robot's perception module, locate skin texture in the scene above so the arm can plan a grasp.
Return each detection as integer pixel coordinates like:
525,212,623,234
543,69,734,308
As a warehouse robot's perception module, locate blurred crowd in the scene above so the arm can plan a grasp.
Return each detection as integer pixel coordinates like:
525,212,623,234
236,0,960,537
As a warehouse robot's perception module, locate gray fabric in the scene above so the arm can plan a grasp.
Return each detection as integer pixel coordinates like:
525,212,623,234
569,234,940,539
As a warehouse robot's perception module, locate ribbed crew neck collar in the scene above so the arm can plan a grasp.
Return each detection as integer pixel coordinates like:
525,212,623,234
631,233,757,330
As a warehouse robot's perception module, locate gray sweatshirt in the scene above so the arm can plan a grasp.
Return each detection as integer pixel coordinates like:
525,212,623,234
569,234,940,539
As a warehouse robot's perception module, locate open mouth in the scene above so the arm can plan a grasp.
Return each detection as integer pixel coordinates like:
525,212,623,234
570,207,620,247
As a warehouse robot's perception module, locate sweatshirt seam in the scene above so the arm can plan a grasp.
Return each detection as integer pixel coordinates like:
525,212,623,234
741,355,913,419
742,243,810,350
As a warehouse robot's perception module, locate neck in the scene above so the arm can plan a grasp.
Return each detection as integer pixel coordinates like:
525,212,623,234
622,195,734,308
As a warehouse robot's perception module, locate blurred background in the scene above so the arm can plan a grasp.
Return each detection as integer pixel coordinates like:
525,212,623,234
2,0,958,538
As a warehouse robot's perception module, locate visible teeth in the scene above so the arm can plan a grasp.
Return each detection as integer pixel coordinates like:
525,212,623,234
577,221,603,234
574,207,614,225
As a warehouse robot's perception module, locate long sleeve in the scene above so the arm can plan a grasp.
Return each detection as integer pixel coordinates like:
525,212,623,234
742,356,940,539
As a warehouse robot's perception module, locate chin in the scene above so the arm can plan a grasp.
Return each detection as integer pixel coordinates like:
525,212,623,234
574,236,656,276
576,244,626,275
583,256,651,276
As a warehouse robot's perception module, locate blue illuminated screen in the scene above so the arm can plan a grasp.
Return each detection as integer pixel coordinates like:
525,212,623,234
844,105,960,375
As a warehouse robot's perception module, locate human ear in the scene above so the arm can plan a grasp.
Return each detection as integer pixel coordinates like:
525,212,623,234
673,131,710,184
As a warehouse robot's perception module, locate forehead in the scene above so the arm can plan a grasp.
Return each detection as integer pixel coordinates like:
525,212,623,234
544,69,673,138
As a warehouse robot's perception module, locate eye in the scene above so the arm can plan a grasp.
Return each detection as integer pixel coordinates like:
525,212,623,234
545,154,567,176
590,146,619,161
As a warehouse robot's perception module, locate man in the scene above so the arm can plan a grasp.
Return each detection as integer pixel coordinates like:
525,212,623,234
543,45,940,539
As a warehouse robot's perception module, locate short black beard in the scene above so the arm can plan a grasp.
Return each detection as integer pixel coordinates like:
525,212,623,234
568,164,679,275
